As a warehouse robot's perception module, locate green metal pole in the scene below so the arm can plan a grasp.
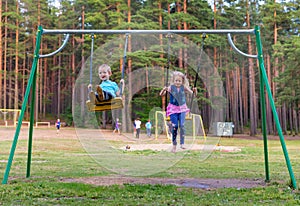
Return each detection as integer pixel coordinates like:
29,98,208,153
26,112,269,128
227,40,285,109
259,63,270,182
26,68,37,178
2,26,43,184
255,26,297,189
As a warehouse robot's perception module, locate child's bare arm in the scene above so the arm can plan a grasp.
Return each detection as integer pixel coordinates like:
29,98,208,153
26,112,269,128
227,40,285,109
120,79,125,94
116,79,125,96
160,86,168,96
185,86,197,96
192,87,197,96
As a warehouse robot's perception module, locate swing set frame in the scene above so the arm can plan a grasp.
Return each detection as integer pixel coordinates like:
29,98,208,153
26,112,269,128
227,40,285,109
1,25,297,189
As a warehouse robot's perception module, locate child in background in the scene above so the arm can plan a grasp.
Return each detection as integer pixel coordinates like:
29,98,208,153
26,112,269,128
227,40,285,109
145,119,152,137
55,118,61,134
113,118,121,135
88,64,124,103
134,118,142,138
160,71,197,153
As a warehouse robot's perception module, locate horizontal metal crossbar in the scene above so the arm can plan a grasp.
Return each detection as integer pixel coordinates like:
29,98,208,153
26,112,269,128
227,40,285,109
42,29,255,35
40,28,257,59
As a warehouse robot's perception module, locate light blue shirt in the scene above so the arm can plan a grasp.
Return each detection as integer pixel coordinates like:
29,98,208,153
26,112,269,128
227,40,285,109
100,80,119,98
145,122,152,129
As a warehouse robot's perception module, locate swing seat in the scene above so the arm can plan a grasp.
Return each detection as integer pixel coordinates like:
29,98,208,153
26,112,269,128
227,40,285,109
86,92,123,112
165,112,192,121
86,98,123,112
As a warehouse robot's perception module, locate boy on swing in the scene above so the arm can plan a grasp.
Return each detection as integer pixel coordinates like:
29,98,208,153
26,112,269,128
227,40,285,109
88,64,124,103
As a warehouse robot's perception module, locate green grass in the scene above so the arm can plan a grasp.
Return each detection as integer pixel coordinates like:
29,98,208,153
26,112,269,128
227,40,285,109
1,128,300,205
1,181,300,205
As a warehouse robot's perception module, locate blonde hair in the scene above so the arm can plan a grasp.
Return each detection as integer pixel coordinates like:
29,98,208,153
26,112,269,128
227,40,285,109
171,71,189,88
98,64,111,73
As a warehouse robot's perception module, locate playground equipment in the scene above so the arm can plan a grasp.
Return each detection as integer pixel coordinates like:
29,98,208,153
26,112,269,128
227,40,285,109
155,111,206,140
0,109,21,127
85,34,128,112
86,97,123,112
162,34,192,121
1,26,297,189
162,33,206,122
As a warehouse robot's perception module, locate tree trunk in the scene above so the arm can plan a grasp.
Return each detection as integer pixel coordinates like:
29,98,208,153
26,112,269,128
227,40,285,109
3,0,8,109
225,70,231,121
246,0,257,136
248,41,256,136
0,0,2,108
43,53,47,118
80,6,85,119
281,57,287,134
176,1,183,69
293,107,298,135
183,0,188,74
288,106,293,135
38,58,42,120
213,0,217,72
22,51,26,105
57,54,61,118
146,65,149,94
233,69,239,132
14,1,19,110
272,1,279,135
266,54,273,134
241,62,248,127
237,65,244,133
8,32,13,109
35,0,41,121
50,54,56,114
281,103,287,135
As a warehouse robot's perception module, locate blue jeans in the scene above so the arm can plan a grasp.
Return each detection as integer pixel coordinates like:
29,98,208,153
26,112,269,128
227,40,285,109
95,91,113,101
146,128,151,137
170,112,185,146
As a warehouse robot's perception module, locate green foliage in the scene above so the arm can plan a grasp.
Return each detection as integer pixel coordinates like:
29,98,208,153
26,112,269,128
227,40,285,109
132,87,162,123
72,104,99,128
275,36,300,106
60,106,73,126
2,0,300,140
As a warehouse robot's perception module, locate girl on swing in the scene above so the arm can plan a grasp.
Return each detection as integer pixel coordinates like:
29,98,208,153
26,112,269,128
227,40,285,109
160,71,197,153
88,64,124,103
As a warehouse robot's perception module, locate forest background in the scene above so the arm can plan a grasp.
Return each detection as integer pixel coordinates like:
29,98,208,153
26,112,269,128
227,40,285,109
0,0,299,136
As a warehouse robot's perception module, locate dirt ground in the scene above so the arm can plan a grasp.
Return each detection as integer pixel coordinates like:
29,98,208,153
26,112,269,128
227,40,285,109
2,126,295,189
61,176,266,189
